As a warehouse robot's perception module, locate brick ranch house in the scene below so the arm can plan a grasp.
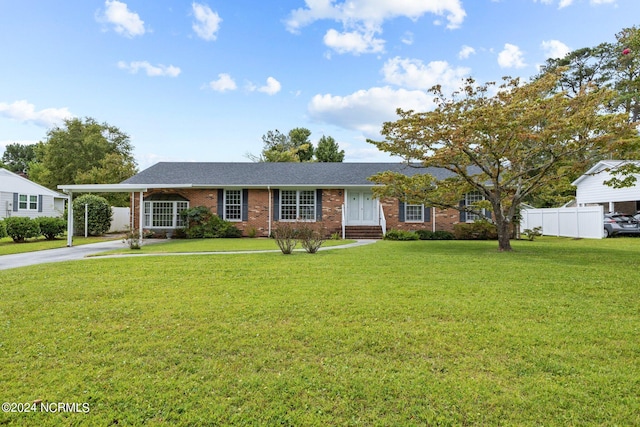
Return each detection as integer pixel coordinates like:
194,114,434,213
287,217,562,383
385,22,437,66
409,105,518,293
59,162,485,242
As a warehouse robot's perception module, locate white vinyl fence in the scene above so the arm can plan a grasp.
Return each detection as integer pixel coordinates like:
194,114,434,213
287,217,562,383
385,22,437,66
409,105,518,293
110,207,131,233
520,206,604,239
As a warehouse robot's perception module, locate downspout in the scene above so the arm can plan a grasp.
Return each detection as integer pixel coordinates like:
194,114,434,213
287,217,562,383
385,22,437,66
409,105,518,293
139,191,144,242
432,207,436,232
66,191,73,247
268,186,272,237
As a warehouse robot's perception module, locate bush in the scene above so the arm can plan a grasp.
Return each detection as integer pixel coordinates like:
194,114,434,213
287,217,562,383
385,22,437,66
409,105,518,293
123,227,142,249
415,229,455,240
4,216,40,243
297,222,327,254
180,206,241,238
384,229,419,241
36,217,66,240
523,226,542,241
0,220,6,239
272,222,298,254
453,220,498,240
73,194,112,236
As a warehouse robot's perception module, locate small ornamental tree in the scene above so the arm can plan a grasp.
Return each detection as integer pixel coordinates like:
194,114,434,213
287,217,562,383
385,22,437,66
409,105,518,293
72,194,112,236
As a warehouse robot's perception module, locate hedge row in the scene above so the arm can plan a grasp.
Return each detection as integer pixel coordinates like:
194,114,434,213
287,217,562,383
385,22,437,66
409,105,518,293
0,216,66,243
385,220,498,241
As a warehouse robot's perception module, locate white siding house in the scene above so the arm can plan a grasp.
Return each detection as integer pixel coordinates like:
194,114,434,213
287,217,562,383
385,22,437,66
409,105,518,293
572,160,640,214
0,168,67,219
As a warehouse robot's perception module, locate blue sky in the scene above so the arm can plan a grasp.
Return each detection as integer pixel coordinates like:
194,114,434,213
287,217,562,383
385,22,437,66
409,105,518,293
1,0,639,170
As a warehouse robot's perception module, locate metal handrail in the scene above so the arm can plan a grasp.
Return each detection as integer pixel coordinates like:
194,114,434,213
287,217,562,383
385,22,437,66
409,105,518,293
379,203,386,236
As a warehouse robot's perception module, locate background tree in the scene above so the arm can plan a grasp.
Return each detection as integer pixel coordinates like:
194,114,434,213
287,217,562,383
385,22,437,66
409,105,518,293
315,135,345,162
29,117,137,206
369,72,636,251
249,128,345,162
1,143,36,174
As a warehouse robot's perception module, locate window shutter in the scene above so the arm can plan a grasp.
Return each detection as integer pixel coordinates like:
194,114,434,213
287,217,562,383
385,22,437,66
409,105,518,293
424,206,431,222
273,189,280,221
459,199,466,222
13,193,18,211
399,201,405,222
316,189,323,220
241,189,249,221
38,195,43,212
217,189,224,217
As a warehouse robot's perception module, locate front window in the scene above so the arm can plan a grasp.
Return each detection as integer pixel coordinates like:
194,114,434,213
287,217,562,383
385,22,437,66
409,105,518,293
144,201,189,228
18,194,38,211
465,191,484,221
281,190,316,221
405,204,423,222
224,190,242,221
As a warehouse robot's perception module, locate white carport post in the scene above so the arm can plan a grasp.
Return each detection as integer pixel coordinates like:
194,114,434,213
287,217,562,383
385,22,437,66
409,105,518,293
66,191,73,247
139,191,144,242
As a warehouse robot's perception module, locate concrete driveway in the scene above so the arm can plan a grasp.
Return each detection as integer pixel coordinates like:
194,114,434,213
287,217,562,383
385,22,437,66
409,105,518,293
0,240,130,271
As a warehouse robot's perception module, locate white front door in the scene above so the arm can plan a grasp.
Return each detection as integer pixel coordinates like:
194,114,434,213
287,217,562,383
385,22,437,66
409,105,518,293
347,191,377,225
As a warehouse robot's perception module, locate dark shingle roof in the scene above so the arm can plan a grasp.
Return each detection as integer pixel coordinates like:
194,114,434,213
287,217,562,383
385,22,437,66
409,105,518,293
121,162,458,187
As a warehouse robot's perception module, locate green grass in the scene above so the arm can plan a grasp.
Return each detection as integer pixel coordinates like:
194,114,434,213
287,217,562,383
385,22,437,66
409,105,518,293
106,237,356,254
1,237,639,426
0,235,121,255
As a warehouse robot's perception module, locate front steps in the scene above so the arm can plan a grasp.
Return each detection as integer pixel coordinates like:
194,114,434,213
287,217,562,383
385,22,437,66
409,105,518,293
344,225,384,240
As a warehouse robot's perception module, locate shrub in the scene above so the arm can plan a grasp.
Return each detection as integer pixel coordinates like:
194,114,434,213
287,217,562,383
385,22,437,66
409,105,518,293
180,206,241,238
0,220,6,239
123,227,142,249
273,222,298,254
384,229,419,241
433,230,455,240
453,220,498,240
36,217,66,240
297,222,327,254
4,216,40,243
73,194,112,236
523,226,543,241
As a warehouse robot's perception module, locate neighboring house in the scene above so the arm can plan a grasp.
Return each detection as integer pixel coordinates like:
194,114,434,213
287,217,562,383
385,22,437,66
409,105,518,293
572,160,640,215
0,168,67,219
111,162,480,239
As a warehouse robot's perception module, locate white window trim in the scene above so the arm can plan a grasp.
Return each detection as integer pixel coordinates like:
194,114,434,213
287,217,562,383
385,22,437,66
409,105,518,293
224,189,242,222
405,203,424,222
18,194,38,211
144,200,189,228
465,192,485,222
280,189,316,222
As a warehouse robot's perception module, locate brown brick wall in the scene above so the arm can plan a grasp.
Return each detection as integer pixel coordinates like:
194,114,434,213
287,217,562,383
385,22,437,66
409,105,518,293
130,188,463,237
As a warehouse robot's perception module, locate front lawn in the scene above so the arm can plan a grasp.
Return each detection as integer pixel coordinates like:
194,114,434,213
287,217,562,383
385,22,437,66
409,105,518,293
0,238,638,426
106,237,356,255
0,235,121,256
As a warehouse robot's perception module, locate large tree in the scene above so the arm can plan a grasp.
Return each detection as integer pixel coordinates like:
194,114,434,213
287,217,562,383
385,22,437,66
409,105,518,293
315,135,345,162
30,117,137,206
248,128,344,162
1,142,36,174
368,72,637,251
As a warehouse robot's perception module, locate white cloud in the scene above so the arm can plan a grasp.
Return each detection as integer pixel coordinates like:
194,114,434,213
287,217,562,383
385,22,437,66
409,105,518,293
286,0,466,55
118,61,181,77
498,43,526,68
0,100,73,128
308,86,433,137
257,77,281,95
401,31,414,45
99,0,146,38
192,2,222,41
208,73,237,92
382,57,470,91
541,39,570,59
458,45,476,59
286,0,466,32
323,29,385,55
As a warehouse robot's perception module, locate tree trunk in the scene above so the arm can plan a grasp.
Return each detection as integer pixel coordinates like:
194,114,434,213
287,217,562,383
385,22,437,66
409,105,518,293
495,217,513,252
